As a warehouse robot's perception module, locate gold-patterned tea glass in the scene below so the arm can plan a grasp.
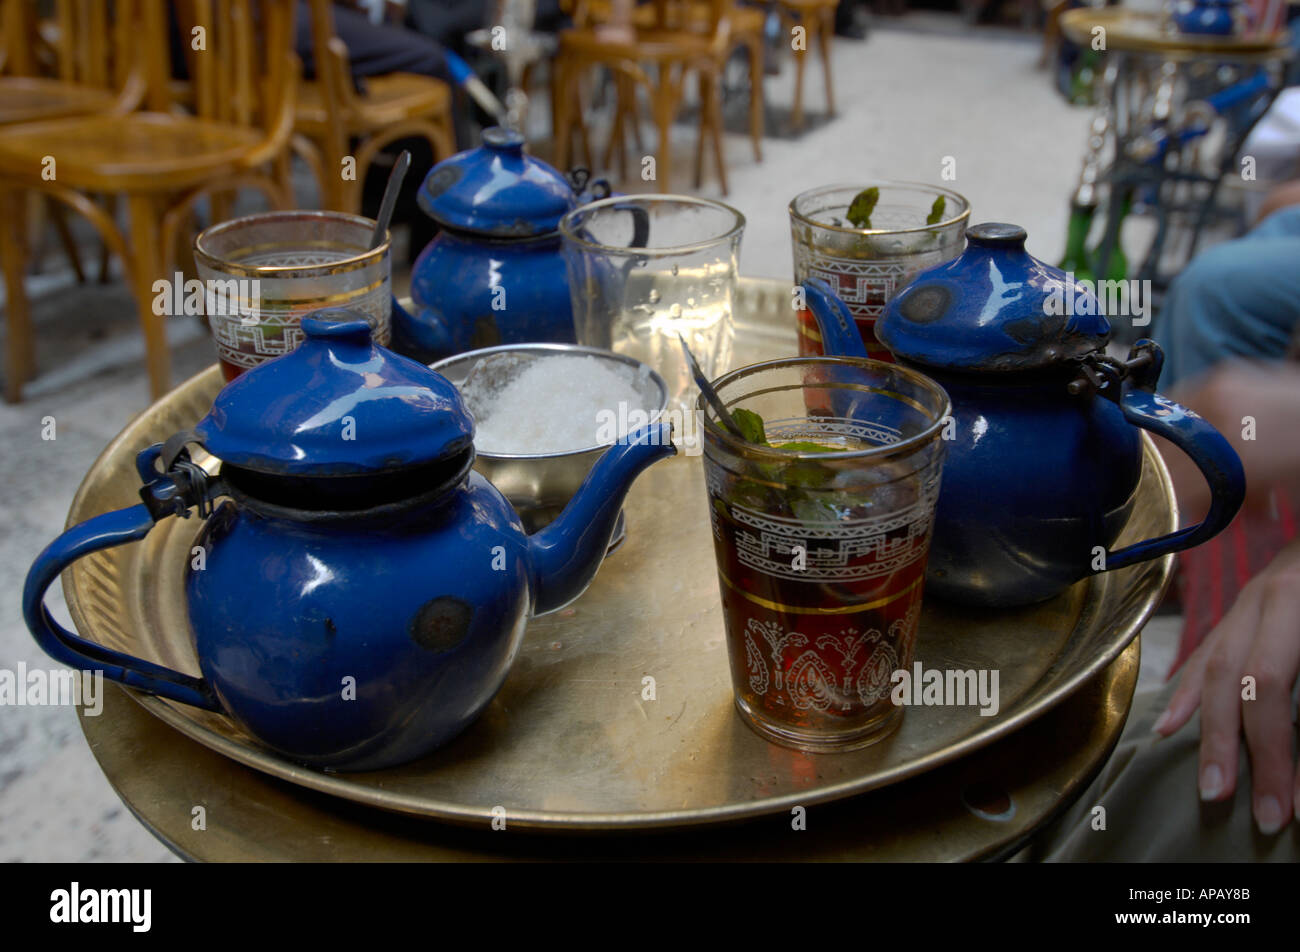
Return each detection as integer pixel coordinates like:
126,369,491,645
790,183,969,361
700,356,950,752
194,211,391,380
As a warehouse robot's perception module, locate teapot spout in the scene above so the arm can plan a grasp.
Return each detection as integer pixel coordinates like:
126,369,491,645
527,423,675,614
804,277,868,359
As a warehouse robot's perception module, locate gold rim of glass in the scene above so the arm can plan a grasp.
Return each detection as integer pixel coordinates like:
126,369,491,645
698,355,952,463
788,181,972,237
559,193,746,258
193,210,390,278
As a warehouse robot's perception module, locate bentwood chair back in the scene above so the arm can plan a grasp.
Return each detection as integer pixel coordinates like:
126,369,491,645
0,0,146,122
0,0,299,403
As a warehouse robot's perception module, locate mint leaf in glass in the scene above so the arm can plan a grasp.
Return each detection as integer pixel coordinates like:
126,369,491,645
732,407,768,445
847,187,880,229
926,195,946,225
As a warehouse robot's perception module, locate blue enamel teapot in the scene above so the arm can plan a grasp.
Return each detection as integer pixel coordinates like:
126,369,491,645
24,312,674,770
395,127,615,363
806,222,1245,607
1173,0,1238,36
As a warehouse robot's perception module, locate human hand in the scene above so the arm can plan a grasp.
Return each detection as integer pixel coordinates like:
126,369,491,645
1155,537,1300,834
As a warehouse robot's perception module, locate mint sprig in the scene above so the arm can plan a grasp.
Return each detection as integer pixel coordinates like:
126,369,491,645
926,195,946,225
847,187,880,229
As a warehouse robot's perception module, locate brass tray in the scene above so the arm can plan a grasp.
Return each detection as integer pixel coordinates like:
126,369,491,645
79,647,1138,861
1060,9,1294,60
63,278,1176,831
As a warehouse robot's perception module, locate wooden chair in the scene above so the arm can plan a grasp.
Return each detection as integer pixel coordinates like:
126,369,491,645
554,0,739,194
776,0,836,132
0,0,146,123
0,1,152,283
590,0,766,173
0,0,298,403
293,0,456,213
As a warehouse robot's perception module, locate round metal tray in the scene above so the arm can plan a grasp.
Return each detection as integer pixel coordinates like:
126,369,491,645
1060,9,1294,60
61,280,1176,831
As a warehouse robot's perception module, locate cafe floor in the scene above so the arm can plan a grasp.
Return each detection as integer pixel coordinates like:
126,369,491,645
0,19,1183,862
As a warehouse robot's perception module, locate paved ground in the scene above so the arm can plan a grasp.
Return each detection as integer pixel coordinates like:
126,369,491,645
0,19,1181,862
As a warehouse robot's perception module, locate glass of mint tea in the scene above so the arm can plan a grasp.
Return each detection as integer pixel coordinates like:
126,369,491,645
699,356,950,752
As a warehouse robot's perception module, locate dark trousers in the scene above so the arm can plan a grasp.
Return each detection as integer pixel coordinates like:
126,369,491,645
295,1,454,85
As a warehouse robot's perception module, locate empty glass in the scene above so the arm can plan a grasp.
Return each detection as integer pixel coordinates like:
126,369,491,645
560,195,744,416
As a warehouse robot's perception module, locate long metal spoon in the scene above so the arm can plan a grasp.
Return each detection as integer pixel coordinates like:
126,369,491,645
370,149,411,250
677,334,746,439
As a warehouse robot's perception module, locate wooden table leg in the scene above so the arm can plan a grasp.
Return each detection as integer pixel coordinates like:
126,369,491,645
819,7,836,117
693,69,708,189
792,16,808,132
708,69,728,196
652,65,677,193
747,38,764,162
552,55,573,173
125,192,171,400
1,187,35,402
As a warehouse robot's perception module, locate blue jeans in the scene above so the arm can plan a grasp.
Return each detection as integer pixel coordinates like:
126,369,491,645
1150,205,1300,389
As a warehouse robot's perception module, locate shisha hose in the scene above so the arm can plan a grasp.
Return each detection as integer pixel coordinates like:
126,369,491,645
445,49,508,126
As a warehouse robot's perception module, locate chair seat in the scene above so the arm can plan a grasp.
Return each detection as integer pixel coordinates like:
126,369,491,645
587,0,765,34
295,72,452,135
638,3,766,35
0,112,266,192
728,6,766,34
777,0,840,13
0,78,121,125
560,26,721,64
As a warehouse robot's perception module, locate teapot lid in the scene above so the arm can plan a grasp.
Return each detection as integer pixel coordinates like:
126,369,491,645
417,127,576,238
193,310,474,476
877,223,1110,373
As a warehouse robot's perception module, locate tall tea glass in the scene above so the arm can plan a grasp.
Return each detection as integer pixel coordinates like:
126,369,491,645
561,195,744,416
790,182,969,361
700,356,950,752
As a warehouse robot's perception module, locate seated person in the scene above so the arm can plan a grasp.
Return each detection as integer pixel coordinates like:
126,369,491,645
1151,180,1300,389
1028,180,1300,858
300,1,455,85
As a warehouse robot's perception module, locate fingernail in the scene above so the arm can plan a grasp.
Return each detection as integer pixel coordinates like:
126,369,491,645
1254,796,1284,834
1200,764,1224,800
1152,709,1172,734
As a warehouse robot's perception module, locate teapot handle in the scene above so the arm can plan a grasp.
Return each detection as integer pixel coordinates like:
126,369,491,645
390,294,456,363
1105,387,1246,570
22,448,222,711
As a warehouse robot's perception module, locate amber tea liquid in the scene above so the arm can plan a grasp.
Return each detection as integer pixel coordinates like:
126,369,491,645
707,435,936,751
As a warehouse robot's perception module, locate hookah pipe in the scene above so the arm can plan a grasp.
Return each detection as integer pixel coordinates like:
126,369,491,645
444,49,508,126
1127,68,1273,165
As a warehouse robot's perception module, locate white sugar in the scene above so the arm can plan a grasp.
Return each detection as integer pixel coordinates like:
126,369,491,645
462,354,653,454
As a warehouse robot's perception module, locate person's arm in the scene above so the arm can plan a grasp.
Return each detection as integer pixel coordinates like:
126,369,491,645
1255,177,1300,225
1161,361,1300,523
1154,361,1300,834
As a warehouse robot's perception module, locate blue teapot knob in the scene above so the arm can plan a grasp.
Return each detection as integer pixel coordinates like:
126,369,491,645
301,312,373,346
966,222,1027,249
481,126,526,155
